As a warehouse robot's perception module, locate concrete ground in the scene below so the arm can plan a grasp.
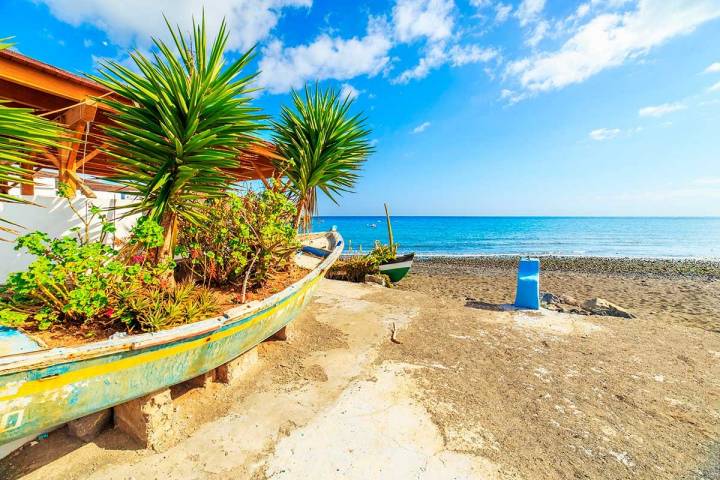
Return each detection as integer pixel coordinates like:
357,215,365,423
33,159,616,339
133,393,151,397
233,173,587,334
2,279,719,479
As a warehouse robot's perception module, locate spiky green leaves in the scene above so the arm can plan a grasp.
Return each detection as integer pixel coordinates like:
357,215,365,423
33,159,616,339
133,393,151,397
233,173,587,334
272,84,374,229
90,17,265,225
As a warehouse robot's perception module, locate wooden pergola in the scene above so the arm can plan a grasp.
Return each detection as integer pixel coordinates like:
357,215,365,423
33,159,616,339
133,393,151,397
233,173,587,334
0,49,280,198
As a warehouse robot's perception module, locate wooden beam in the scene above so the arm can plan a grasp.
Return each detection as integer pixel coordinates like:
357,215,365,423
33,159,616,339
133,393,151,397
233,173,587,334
58,102,97,197
76,144,106,170
65,169,97,199
0,50,110,104
20,163,34,196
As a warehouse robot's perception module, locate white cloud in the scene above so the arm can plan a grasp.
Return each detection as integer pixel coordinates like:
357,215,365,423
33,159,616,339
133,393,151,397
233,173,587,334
35,0,311,51
412,121,431,133
507,0,720,94
392,0,455,43
709,80,720,92
395,42,446,83
394,43,497,83
526,20,548,47
448,44,497,66
638,102,686,117
495,3,513,23
256,20,392,94
83,38,93,48
589,127,621,140
704,62,720,73
340,83,361,99
515,0,545,26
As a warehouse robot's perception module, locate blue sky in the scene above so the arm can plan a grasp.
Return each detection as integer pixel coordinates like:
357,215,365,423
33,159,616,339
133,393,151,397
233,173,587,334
3,0,720,216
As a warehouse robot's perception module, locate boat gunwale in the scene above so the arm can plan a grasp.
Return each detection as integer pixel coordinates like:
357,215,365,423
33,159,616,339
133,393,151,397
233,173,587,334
0,231,343,374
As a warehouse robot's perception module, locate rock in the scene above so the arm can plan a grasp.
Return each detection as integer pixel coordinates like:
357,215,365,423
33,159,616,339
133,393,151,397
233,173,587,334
183,370,215,389
67,409,112,442
114,388,177,451
216,348,259,385
540,292,560,305
557,294,579,306
270,322,295,341
365,274,388,287
582,298,635,319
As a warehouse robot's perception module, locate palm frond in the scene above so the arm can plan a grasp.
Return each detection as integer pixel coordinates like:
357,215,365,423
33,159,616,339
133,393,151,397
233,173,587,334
272,83,374,230
89,16,265,226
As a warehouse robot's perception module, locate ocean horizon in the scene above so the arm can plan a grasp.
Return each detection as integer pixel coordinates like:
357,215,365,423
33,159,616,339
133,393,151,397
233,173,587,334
313,216,720,259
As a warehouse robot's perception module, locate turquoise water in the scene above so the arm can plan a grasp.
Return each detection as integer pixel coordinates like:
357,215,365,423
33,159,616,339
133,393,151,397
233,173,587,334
313,217,720,259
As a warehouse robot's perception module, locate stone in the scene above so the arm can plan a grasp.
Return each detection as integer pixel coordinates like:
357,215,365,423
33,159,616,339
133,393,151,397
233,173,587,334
557,294,580,306
114,389,176,451
184,370,215,389
582,298,635,319
215,348,259,385
364,274,387,287
540,292,560,305
270,322,295,341
67,409,112,442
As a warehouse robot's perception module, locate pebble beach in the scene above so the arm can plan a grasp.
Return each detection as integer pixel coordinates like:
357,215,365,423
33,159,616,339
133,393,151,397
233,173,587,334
399,255,720,333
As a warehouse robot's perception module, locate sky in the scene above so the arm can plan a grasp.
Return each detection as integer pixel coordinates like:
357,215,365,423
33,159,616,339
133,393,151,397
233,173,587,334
2,0,720,216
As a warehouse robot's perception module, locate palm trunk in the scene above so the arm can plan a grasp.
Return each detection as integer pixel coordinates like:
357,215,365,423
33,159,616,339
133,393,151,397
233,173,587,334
157,210,178,289
293,197,305,231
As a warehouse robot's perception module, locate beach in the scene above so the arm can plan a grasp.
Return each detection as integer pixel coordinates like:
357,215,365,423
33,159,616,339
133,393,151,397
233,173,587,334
4,257,719,479
400,255,720,332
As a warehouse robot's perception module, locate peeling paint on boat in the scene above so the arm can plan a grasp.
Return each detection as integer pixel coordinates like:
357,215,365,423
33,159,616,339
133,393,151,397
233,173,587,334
0,232,343,446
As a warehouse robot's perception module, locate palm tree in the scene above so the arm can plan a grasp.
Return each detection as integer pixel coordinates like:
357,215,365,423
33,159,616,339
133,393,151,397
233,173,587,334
0,40,66,236
272,84,373,230
90,16,264,267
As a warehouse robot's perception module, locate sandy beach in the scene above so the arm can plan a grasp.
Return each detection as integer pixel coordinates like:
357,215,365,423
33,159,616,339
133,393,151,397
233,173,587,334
2,257,719,479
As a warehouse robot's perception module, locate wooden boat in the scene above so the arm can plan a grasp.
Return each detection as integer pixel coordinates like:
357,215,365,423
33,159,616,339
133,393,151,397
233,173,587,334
0,231,343,454
379,252,415,282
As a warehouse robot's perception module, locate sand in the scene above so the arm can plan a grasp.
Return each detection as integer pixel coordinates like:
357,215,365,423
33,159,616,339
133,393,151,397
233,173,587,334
2,262,719,479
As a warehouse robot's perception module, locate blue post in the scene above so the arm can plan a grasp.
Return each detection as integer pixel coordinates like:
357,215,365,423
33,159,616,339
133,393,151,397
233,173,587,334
514,258,540,310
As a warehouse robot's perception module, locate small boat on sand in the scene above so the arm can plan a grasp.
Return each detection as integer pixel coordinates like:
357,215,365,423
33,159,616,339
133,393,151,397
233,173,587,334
379,252,415,282
0,232,343,454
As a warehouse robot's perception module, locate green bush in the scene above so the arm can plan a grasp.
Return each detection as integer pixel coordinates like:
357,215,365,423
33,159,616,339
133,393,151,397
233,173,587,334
177,190,300,289
0,218,175,331
327,241,397,284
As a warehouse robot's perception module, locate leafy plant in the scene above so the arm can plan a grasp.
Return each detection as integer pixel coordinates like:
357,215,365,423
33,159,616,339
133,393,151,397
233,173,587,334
368,241,397,264
272,84,373,230
117,281,219,332
0,39,67,236
0,216,173,331
90,16,264,272
327,255,380,283
177,189,299,296
327,241,397,284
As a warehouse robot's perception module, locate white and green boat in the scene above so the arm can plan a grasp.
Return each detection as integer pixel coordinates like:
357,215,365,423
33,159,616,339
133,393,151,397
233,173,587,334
379,252,415,282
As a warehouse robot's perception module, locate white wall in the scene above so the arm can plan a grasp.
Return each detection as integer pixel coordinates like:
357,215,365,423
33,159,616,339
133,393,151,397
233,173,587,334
0,196,140,282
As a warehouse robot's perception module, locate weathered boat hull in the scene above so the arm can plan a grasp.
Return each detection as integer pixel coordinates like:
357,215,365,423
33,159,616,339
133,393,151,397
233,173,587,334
0,232,343,447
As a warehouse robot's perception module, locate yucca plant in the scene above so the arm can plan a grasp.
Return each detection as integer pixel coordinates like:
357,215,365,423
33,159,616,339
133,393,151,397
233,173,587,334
0,39,66,236
272,84,373,230
90,16,264,271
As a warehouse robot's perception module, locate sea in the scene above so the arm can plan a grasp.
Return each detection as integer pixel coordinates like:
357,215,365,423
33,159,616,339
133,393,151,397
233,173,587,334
312,216,720,259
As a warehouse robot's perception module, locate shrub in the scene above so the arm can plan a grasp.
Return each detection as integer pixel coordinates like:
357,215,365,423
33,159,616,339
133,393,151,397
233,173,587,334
116,281,219,332
177,190,300,289
327,241,397,284
0,218,174,331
